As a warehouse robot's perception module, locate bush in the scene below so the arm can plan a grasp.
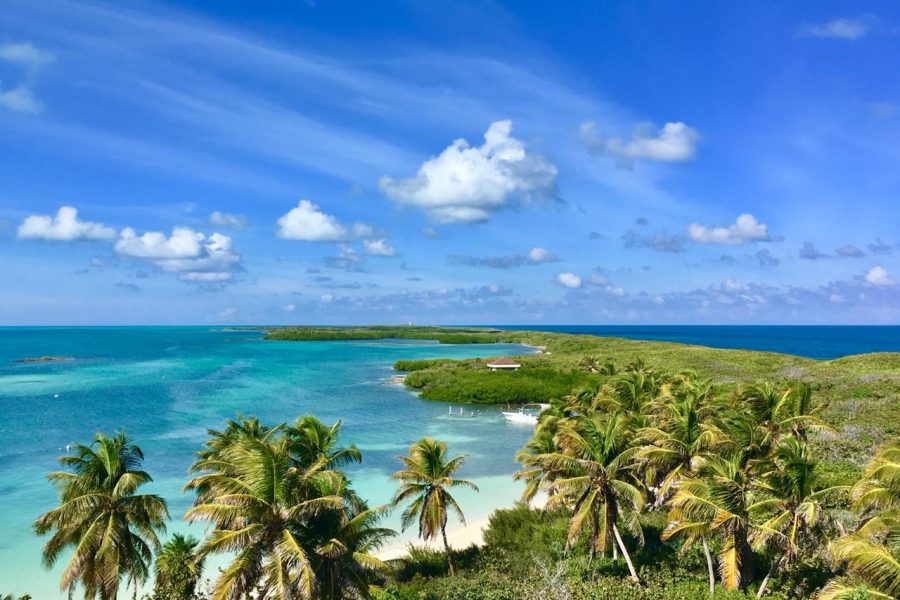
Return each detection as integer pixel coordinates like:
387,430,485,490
394,359,456,372
405,365,596,405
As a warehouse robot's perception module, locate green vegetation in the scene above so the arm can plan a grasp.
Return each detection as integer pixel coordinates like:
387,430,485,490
265,326,509,344
393,359,457,372
33,432,169,600
379,367,899,600
404,363,594,404
152,534,204,600
183,415,391,600
28,327,900,599
391,438,478,577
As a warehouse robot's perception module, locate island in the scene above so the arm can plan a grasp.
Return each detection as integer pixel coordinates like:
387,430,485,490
14,355,72,363
266,325,899,482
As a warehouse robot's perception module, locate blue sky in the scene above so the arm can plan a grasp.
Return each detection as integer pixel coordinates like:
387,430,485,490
2,0,899,325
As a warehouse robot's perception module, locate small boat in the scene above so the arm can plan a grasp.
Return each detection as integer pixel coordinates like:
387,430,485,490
502,410,538,425
501,403,543,425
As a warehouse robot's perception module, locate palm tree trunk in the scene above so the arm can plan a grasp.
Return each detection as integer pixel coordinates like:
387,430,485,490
701,536,715,596
612,523,639,583
755,559,779,599
441,524,455,577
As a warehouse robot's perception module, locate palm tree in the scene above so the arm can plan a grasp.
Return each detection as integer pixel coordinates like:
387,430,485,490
305,498,395,600
189,416,281,504
578,355,603,373
750,438,848,598
736,383,832,457
154,534,204,600
578,356,616,376
33,432,169,600
816,439,899,599
514,414,563,504
391,438,478,577
185,428,344,599
544,413,644,581
638,376,727,505
665,453,755,591
285,416,362,471
594,370,661,427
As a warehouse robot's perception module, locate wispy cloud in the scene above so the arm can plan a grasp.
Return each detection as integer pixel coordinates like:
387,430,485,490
448,246,559,269
622,229,686,253
0,42,54,114
209,211,248,230
800,17,874,40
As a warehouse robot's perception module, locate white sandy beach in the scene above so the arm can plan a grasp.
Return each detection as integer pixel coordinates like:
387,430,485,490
376,493,547,560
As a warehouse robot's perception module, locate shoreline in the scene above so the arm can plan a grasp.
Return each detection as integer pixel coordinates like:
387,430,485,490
375,494,547,561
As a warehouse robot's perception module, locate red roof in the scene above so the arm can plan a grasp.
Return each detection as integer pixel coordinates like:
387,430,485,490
487,357,520,366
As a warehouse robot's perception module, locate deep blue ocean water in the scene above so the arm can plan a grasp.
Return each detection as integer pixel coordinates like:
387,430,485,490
492,325,900,360
1,325,897,596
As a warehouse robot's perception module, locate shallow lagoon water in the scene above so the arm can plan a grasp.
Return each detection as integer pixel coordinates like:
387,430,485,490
0,328,535,597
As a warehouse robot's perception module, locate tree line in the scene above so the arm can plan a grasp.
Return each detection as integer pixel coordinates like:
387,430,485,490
515,361,899,598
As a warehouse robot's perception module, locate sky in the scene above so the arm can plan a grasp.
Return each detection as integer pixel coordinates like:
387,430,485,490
2,0,900,325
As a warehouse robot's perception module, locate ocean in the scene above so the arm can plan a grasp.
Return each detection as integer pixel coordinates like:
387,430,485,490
1,325,897,596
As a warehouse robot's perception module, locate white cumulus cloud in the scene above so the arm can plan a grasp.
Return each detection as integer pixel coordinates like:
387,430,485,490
865,265,895,286
580,120,698,162
277,200,348,242
363,239,398,257
116,227,204,258
686,213,770,245
556,272,582,289
18,206,116,241
378,120,558,223
115,227,241,283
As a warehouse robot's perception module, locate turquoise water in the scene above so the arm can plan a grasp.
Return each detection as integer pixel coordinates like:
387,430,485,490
0,328,535,598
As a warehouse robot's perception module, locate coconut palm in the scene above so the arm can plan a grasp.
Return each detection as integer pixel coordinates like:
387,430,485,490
666,452,755,591
514,414,563,504
578,356,616,376
638,376,728,504
285,416,362,471
737,383,832,457
154,534,204,600
305,498,395,600
594,369,662,427
390,438,478,577
816,439,899,600
750,438,848,598
578,355,603,374
544,413,644,581
185,429,344,599
33,432,169,600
